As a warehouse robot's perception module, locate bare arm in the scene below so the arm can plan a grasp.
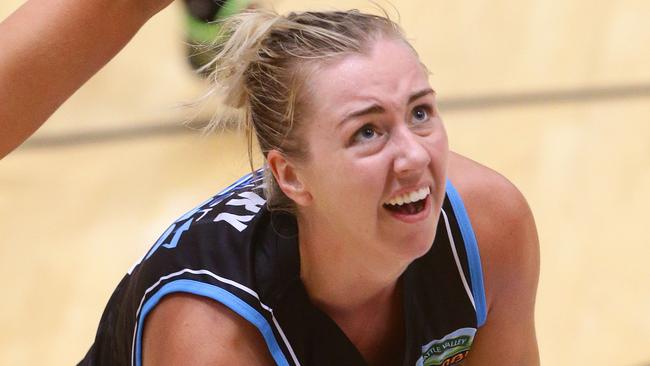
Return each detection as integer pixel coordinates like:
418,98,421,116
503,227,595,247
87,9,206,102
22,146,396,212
448,152,540,365
143,293,276,365
0,0,173,158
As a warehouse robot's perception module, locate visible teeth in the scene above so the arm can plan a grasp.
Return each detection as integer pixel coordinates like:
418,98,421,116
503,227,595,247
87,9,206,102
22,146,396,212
385,187,430,206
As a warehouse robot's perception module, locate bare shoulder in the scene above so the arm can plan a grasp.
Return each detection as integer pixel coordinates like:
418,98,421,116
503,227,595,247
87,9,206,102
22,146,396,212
447,151,531,225
142,293,275,366
448,152,540,365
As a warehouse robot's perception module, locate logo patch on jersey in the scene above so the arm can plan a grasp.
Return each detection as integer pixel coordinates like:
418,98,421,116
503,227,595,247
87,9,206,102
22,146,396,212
416,327,476,366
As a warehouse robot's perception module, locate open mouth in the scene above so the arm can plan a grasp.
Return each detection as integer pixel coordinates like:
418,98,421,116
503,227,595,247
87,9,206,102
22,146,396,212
383,187,430,215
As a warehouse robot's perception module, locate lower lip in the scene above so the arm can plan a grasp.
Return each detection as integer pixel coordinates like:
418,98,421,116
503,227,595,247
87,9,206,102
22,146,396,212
385,194,432,223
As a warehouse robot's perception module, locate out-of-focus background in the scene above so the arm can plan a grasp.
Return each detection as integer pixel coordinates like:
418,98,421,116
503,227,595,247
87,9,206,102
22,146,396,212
1,0,649,364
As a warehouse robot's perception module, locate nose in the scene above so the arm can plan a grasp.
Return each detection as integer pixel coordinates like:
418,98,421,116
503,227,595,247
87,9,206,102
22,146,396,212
391,127,430,178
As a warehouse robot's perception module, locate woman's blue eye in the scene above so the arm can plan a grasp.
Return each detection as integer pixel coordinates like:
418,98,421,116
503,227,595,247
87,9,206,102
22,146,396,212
411,106,429,123
353,124,378,143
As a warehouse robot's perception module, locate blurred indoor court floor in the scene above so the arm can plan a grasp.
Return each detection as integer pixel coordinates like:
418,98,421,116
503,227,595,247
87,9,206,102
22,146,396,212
1,0,649,365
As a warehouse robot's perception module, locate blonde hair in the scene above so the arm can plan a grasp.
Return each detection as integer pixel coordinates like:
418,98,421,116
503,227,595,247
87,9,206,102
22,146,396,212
204,8,406,212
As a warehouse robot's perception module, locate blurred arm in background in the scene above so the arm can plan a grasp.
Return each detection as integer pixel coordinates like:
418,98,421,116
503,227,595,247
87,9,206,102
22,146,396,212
0,0,174,159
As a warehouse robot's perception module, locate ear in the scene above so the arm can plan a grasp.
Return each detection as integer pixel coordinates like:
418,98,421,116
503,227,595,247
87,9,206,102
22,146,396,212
266,150,312,207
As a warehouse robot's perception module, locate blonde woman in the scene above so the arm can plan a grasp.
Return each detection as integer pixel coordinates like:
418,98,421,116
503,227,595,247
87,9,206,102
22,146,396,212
80,9,539,366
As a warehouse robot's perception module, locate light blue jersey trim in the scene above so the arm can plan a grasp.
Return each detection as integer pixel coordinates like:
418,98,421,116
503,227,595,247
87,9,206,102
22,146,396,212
445,180,488,327
134,279,290,366
210,171,256,202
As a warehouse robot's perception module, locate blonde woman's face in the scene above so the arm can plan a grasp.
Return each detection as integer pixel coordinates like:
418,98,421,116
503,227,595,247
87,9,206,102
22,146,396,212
297,38,449,263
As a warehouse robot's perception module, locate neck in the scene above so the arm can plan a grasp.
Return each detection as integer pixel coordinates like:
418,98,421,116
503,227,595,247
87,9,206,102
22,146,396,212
297,215,408,310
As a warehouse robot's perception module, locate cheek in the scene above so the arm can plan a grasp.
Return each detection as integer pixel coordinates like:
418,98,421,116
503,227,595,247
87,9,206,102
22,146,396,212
312,154,390,215
335,157,385,198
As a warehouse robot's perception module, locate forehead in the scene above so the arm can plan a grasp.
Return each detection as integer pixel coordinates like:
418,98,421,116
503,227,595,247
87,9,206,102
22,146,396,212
306,39,430,116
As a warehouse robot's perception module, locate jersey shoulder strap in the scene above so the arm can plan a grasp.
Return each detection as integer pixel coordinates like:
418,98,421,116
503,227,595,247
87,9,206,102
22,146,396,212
445,180,487,327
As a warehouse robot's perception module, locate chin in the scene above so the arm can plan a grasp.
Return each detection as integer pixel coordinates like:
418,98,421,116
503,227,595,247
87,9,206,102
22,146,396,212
393,225,437,262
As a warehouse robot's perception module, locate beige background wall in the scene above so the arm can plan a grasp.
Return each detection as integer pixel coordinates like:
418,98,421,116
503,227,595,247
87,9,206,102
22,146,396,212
1,0,649,365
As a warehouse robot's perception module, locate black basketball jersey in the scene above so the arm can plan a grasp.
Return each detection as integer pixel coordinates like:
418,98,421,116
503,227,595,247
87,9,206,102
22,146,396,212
79,171,486,366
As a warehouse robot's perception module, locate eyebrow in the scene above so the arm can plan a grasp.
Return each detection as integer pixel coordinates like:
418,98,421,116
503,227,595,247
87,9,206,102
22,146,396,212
409,88,436,104
338,88,436,128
